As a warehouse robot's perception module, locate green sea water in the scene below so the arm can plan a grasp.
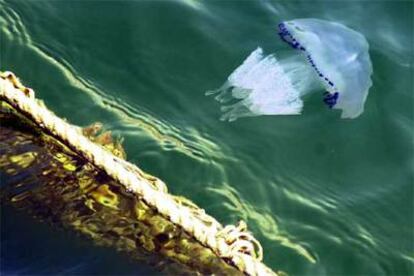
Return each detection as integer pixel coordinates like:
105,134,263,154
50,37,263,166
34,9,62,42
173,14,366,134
1,0,413,275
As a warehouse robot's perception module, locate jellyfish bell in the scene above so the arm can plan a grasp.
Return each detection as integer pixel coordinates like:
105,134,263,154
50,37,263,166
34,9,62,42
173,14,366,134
207,18,373,121
281,19,373,118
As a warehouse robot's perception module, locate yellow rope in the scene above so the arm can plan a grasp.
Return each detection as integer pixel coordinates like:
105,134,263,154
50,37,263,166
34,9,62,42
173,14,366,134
0,71,277,276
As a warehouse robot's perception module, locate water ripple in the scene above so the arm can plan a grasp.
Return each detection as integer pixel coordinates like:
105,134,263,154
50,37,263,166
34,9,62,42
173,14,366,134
0,1,230,167
207,182,317,264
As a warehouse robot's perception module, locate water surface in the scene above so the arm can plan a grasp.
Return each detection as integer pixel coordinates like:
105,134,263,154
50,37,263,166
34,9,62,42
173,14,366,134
1,0,413,275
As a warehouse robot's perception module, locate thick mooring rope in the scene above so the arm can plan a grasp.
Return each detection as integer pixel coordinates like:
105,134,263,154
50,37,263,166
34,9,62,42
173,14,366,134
0,71,277,276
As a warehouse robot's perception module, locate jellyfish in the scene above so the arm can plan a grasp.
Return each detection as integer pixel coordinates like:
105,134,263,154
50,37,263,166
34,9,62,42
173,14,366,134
206,18,373,121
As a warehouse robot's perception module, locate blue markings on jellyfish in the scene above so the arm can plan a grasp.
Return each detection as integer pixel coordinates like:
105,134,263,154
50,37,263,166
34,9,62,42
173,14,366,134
206,18,373,121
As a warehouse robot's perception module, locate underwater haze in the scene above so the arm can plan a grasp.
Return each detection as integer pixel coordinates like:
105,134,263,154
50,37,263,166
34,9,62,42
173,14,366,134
1,0,413,275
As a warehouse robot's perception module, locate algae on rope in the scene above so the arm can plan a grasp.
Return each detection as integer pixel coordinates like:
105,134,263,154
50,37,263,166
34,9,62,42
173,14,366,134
0,71,282,276
0,103,242,275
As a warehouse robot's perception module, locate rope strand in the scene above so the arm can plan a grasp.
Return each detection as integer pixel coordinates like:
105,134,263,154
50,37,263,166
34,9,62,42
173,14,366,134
0,71,277,276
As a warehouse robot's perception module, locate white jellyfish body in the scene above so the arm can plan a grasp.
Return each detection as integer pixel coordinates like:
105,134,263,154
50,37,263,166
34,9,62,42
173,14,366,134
207,18,373,121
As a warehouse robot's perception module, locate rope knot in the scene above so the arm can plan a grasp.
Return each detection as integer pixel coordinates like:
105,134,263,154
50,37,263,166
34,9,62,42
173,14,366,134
216,220,263,261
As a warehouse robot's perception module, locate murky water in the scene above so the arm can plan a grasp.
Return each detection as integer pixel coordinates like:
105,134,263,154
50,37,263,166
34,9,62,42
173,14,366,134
1,0,413,275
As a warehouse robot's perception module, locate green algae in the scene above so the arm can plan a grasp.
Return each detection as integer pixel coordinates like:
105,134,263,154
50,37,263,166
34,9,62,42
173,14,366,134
0,102,242,275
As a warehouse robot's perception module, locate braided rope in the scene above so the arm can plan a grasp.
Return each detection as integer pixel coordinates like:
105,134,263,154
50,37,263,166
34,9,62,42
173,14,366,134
0,71,277,276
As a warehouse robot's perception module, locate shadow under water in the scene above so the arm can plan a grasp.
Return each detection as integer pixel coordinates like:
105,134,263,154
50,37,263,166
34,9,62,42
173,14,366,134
0,102,243,275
